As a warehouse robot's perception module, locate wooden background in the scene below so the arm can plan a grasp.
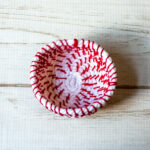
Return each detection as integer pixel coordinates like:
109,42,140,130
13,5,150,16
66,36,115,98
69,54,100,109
0,0,150,149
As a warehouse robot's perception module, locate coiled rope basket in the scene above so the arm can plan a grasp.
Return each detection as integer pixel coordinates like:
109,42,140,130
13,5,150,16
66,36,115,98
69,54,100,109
30,39,117,118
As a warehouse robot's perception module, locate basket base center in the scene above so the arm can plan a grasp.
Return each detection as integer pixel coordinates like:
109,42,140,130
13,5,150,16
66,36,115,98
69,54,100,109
65,72,81,93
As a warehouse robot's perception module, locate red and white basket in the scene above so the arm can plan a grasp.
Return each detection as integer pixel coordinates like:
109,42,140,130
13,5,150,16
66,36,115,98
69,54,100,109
30,39,117,118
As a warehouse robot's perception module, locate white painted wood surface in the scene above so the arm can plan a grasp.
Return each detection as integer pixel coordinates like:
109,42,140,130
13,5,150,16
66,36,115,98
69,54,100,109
0,0,150,149
0,88,150,150
0,0,150,86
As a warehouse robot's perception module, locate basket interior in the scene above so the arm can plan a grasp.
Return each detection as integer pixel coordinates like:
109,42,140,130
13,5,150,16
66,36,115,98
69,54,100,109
31,40,117,109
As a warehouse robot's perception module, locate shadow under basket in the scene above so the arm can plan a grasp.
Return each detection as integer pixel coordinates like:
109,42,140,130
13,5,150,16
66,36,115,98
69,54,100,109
30,39,117,118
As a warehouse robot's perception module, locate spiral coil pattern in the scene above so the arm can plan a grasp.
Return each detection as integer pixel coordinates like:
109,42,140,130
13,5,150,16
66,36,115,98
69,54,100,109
30,39,117,118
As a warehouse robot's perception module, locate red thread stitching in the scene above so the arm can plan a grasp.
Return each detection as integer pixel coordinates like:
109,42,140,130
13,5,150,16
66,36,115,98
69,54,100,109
57,69,66,74
76,62,79,72
30,39,117,118
72,53,76,59
66,63,72,71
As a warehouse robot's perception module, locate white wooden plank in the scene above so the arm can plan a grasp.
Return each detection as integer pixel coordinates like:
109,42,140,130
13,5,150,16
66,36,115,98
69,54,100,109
0,87,150,150
0,32,150,86
0,0,150,86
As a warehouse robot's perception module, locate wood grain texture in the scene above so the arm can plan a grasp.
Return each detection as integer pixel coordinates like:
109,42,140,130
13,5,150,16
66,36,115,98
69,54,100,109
0,0,150,86
0,87,150,150
0,0,150,149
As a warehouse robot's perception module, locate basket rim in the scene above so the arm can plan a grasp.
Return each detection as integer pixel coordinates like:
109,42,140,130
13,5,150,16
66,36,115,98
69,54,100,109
30,39,117,118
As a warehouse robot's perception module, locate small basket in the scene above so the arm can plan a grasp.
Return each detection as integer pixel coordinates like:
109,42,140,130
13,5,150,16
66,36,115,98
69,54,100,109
30,39,117,118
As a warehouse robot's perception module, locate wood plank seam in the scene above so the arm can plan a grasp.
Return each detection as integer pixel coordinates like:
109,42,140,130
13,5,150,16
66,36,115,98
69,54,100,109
0,84,150,89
